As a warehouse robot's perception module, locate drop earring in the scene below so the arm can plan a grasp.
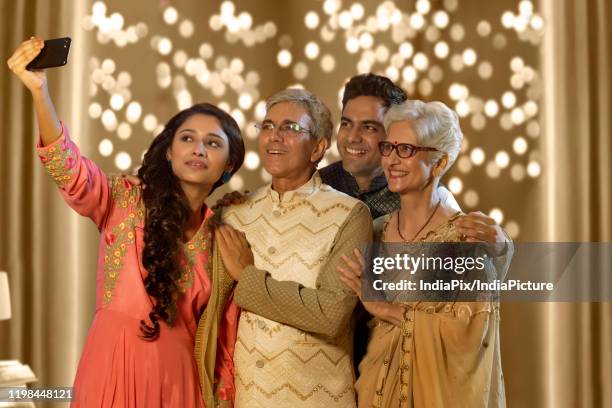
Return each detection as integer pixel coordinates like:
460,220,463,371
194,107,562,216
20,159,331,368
221,171,232,183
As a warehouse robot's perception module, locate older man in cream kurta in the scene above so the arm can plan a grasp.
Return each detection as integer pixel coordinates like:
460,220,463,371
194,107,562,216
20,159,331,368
216,89,372,408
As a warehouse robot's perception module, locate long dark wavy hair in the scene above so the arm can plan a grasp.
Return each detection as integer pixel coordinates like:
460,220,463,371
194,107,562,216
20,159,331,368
136,103,245,340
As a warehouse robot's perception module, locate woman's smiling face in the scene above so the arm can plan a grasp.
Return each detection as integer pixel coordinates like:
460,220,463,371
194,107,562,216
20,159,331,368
382,121,437,194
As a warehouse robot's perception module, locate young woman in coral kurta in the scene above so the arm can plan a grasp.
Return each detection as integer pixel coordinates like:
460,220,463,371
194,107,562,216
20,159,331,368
8,37,244,407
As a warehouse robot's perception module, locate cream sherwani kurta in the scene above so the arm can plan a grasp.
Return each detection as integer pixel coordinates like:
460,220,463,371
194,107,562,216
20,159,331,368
222,172,372,408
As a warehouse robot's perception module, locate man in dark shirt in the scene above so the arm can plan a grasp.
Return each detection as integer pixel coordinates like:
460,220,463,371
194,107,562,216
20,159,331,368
319,73,405,218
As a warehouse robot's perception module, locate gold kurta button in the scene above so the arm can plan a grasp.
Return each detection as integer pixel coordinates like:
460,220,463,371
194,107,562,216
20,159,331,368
272,210,281,217
258,320,266,329
268,246,276,255
383,359,390,366
256,360,265,368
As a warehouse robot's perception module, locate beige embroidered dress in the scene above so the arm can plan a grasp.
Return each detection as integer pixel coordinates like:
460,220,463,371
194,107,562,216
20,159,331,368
222,172,373,408
355,213,506,408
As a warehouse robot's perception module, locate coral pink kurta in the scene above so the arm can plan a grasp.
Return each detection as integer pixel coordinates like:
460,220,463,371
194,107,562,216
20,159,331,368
36,124,237,407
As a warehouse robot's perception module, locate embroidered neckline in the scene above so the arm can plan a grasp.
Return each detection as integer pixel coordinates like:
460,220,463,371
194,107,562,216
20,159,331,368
103,179,213,303
383,211,462,242
180,220,211,292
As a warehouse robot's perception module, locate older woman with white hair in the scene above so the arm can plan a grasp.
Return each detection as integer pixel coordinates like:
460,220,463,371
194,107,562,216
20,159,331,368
338,100,506,407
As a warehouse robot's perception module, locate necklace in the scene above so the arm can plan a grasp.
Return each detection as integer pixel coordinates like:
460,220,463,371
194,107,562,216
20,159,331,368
396,200,441,242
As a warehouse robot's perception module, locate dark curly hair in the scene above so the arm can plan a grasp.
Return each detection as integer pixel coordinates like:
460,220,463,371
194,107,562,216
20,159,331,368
341,73,408,111
136,103,245,340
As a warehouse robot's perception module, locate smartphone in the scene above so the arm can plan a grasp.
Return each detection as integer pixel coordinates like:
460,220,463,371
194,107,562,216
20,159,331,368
26,37,71,70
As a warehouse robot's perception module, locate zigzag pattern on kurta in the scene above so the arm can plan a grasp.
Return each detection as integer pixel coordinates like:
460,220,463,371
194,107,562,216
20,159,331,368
250,246,328,269
235,337,350,366
271,200,353,216
224,212,343,235
240,194,353,216
241,182,340,209
235,375,355,402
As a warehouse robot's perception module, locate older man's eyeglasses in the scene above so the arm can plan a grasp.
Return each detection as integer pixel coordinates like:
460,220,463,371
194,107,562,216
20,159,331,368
378,141,438,158
255,121,312,136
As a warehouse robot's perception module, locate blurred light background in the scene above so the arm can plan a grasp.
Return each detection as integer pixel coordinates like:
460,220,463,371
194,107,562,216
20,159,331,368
84,0,546,240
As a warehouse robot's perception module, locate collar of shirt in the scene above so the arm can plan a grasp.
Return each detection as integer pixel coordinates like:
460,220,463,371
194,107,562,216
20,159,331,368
321,161,387,196
266,171,322,204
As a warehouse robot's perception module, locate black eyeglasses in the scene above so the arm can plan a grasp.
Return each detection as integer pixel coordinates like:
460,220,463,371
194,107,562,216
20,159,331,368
378,141,438,158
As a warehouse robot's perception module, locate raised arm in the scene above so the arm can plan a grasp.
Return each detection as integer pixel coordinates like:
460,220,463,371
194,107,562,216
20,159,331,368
7,37,62,146
218,202,373,338
8,37,114,228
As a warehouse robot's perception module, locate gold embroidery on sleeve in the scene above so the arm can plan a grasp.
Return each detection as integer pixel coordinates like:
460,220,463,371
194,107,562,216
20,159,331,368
40,144,76,187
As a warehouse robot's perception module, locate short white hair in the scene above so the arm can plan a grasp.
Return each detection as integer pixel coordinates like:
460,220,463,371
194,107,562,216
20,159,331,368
266,88,333,144
383,100,463,176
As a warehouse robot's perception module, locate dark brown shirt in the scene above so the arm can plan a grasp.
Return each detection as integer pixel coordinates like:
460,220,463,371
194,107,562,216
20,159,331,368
319,161,399,219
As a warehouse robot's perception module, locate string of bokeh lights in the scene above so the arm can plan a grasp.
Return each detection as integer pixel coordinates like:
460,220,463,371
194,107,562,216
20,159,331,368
82,0,545,238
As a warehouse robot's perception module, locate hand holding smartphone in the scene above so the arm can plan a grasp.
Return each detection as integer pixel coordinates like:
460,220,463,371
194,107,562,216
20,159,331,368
25,37,71,71
6,36,66,147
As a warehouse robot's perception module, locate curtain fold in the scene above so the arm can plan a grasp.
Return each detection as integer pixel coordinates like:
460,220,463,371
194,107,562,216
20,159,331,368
0,0,96,399
540,0,612,407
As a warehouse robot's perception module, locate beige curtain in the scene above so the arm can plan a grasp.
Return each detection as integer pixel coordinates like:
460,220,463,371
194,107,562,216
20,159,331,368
538,0,611,407
0,0,98,403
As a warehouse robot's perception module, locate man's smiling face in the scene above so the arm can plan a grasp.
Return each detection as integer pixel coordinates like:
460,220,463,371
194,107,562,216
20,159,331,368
336,95,387,180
